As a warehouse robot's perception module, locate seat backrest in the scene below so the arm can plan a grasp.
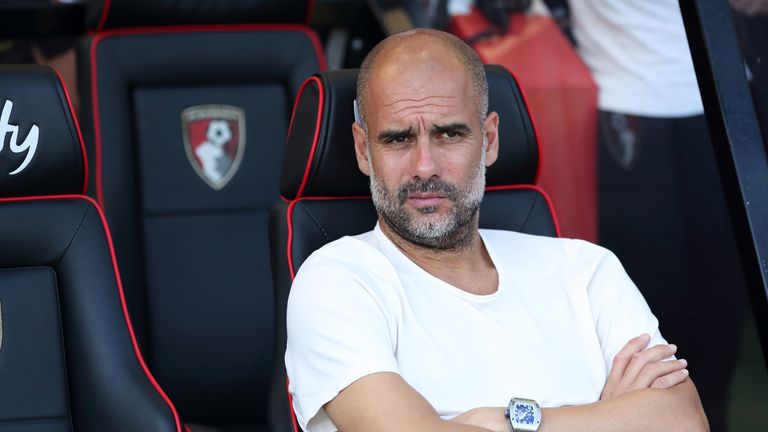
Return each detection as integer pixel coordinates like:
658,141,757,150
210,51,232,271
0,65,182,432
269,65,560,431
77,2,326,429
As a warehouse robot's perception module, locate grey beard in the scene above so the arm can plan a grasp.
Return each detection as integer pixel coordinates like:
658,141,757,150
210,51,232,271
369,153,486,251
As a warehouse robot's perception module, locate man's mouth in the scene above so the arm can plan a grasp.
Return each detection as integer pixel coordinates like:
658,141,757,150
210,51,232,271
407,194,447,207
396,178,456,207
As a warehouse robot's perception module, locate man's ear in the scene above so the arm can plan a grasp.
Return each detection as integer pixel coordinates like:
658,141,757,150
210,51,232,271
352,122,371,176
483,111,500,167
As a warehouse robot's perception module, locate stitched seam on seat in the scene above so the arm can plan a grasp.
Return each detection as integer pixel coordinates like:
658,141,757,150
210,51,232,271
296,202,330,242
54,204,91,268
49,267,75,432
53,75,82,187
519,193,538,233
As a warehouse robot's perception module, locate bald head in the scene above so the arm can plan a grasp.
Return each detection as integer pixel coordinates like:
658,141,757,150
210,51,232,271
355,29,488,132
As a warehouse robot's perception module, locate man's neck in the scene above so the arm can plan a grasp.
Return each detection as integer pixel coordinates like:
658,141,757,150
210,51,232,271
378,218,499,296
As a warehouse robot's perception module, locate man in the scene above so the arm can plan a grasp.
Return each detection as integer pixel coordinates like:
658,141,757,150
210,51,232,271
286,29,708,432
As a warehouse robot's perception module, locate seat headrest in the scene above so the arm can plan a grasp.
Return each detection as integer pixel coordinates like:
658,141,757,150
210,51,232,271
0,65,87,198
280,65,540,200
88,0,312,31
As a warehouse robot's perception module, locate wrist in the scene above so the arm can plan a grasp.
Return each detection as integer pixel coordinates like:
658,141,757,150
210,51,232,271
491,407,511,432
474,407,510,432
449,407,510,432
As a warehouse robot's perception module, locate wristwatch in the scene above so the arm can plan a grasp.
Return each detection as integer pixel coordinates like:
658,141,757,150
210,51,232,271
504,397,541,432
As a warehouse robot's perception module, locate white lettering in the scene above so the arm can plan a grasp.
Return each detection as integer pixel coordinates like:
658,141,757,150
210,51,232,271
1,100,39,175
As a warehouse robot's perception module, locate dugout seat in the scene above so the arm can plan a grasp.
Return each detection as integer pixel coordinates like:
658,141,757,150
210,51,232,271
77,1,326,431
269,65,560,431
0,65,183,432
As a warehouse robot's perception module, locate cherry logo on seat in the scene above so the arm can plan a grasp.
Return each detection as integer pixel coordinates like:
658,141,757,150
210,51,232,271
181,104,246,190
1,100,39,176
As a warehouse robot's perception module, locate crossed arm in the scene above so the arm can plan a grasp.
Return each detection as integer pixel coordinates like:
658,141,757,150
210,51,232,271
325,334,709,432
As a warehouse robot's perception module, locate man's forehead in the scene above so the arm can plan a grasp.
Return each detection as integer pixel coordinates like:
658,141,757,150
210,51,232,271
367,69,476,126
378,114,470,131
377,98,466,123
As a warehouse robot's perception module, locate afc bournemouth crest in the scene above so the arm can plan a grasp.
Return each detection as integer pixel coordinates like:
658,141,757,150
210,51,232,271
181,105,246,190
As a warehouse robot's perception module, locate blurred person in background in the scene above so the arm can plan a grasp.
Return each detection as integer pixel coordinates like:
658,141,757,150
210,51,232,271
0,1,81,110
0,37,78,111
568,1,747,430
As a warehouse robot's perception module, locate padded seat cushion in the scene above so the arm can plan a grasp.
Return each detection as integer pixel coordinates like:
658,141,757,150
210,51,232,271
0,197,181,432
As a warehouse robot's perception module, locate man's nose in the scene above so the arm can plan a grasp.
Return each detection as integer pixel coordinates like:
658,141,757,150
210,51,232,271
410,135,440,179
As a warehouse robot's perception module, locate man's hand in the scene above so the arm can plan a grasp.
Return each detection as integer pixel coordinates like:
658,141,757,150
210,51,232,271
601,333,689,400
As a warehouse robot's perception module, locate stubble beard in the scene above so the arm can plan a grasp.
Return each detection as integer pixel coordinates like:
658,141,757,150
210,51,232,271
368,144,486,251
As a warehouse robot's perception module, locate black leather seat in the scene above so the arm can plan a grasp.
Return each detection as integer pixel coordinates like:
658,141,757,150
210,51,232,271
0,65,183,432
76,2,326,430
269,65,559,431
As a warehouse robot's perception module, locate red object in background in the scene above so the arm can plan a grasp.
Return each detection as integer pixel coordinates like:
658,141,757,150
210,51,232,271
452,11,598,242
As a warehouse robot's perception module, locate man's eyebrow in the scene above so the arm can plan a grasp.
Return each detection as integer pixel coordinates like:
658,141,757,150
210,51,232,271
432,122,472,134
377,127,414,142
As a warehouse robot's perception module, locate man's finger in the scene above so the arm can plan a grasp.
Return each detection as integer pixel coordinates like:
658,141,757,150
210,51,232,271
610,334,651,377
623,343,677,382
602,334,650,399
651,368,690,389
635,358,687,389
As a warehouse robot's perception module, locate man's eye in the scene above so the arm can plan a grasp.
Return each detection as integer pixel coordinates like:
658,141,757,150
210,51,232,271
386,136,409,144
440,131,461,139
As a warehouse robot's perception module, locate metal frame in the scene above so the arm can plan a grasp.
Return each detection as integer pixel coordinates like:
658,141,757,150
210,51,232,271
679,0,768,363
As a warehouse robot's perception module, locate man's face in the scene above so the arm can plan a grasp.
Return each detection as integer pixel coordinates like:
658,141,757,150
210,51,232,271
353,49,499,250
368,137,487,249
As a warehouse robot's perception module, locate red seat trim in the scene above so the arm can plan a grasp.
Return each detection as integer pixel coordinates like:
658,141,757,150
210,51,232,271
287,77,326,200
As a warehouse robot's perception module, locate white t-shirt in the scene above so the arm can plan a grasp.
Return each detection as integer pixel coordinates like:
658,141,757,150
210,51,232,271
570,0,704,117
285,224,666,431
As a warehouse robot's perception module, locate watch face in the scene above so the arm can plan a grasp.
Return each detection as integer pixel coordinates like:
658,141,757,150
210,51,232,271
512,402,537,425
510,400,541,431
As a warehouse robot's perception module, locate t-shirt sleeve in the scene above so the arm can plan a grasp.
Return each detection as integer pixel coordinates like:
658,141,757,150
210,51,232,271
586,247,670,371
285,256,400,432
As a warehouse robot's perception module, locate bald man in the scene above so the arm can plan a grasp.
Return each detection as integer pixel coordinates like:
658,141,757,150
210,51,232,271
285,29,708,432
